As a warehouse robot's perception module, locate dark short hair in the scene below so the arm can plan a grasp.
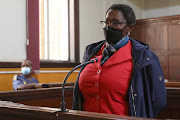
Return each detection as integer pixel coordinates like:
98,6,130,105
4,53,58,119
106,4,136,25
22,59,32,66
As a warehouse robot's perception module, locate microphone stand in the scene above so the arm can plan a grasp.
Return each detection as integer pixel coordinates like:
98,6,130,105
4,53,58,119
60,58,98,112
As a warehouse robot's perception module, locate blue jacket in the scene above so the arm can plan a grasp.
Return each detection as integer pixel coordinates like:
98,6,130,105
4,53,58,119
73,38,167,118
13,74,39,90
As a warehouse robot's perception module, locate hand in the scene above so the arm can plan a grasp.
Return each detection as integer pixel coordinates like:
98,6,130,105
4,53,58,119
35,84,43,88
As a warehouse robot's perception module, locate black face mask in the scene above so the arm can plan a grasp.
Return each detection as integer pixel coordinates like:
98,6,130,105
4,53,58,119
103,27,123,45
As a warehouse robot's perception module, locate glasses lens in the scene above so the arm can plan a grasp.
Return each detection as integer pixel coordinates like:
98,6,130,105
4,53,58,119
112,21,119,25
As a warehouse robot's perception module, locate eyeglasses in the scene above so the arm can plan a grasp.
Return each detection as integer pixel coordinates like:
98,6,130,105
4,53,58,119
100,21,127,28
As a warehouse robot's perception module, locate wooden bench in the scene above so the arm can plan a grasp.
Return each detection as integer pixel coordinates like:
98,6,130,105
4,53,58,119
165,82,180,88
0,86,73,109
157,87,180,119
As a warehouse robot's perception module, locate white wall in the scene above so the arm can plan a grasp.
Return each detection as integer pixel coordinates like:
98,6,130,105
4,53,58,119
0,0,26,62
144,0,180,19
1,0,180,62
79,0,180,61
79,0,144,61
126,0,144,19
79,0,104,61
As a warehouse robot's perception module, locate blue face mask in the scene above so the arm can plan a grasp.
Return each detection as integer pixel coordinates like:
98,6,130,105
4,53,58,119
21,67,31,75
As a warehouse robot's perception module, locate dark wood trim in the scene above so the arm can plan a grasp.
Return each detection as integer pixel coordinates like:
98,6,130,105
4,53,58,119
27,0,40,72
68,0,80,62
0,62,21,68
0,61,81,68
40,61,80,68
165,82,180,88
68,0,70,61
47,82,74,87
74,0,79,62
136,14,180,24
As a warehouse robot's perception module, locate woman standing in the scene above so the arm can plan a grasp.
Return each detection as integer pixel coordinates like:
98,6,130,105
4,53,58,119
73,4,167,118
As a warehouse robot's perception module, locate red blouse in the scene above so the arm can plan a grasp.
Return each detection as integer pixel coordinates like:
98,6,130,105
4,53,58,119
79,41,133,116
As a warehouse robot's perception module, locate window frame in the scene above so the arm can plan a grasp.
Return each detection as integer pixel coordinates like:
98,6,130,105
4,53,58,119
40,0,80,68
0,0,80,68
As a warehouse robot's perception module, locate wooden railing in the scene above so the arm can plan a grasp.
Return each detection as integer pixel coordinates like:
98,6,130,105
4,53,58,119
46,81,180,88
0,100,150,120
0,86,73,109
0,82,180,119
45,82,75,87
165,82,180,88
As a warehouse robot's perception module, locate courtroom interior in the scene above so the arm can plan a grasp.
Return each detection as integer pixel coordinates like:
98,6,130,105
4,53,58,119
0,0,180,120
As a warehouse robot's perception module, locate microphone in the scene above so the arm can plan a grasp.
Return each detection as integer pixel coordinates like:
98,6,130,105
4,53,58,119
60,58,98,112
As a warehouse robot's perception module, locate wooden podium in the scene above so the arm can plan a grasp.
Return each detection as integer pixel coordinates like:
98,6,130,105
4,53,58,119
0,82,180,119
0,100,150,120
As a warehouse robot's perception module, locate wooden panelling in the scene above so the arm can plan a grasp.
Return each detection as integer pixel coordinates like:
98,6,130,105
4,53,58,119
158,55,169,79
169,55,180,81
131,25,144,42
168,24,180,50
144,24,168,50
130,15,180,82
157,87,180,119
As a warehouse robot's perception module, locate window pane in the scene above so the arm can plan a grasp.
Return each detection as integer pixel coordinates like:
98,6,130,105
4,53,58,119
40,0,69,61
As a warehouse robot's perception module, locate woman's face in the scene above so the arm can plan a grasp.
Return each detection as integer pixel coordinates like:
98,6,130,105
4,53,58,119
105,9,131,38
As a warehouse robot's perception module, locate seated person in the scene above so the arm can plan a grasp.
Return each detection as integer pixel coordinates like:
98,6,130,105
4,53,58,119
13,60,48,90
